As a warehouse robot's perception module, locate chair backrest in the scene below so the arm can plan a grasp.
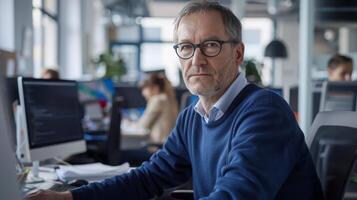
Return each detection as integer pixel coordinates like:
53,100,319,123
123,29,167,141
179,91,198,111
307,111,357,200
106,95,122,165
319,81,357,112
340,151,357,200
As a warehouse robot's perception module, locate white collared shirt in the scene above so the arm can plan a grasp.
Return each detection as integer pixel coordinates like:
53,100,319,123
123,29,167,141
194,72,248,123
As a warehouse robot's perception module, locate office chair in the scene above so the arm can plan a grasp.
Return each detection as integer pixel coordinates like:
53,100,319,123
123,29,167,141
105,95,122,165
319,81,357,112
340,151,357,200
179,91,198,111
86,95,122,165
307,111,357,200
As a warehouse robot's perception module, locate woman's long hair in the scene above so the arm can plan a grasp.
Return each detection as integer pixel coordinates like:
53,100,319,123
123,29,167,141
139,73,179,112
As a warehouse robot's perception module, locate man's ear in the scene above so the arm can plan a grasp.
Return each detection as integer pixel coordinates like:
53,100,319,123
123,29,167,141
235,43,245,65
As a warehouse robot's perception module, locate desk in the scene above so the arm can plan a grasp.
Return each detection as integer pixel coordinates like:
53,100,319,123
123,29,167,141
25,163,131,195
24,167,62,194
85,129,148,150
121,132,148,150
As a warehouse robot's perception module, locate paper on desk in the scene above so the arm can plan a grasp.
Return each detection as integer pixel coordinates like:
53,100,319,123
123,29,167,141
56,162,130,182
121,119,149,136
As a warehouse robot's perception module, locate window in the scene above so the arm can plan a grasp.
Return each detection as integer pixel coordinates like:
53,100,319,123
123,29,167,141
32,0,59,77
242,18,273,85
242,18,273,61
111,17,272,86
111,17,180,86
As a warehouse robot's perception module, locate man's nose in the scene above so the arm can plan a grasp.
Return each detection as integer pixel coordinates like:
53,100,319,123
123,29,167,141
191,48,207,66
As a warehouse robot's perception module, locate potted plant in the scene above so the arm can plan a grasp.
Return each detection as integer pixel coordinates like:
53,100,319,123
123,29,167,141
242,59,262,86
93,51,126,81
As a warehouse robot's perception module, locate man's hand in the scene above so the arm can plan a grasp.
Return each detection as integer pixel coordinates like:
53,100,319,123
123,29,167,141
26,190,73,200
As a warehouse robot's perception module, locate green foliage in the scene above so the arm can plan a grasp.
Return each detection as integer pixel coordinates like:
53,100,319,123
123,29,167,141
242,59,262,85
94,51,126,80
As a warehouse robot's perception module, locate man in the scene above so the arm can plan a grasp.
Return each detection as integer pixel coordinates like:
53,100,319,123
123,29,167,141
327,54,353,81
28,1,323,199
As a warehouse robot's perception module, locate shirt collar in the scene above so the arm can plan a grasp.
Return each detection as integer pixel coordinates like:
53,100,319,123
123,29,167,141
194,71,248,123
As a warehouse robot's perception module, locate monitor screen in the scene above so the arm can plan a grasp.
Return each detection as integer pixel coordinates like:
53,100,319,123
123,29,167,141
288,85,322,121
78,79,115,108
77,79,115,131
115,85,146,123
17,77,86,161
115,85,146,109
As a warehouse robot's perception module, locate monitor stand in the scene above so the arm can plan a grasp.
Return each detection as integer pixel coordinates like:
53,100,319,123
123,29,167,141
15,105,31,163
26,161,44,183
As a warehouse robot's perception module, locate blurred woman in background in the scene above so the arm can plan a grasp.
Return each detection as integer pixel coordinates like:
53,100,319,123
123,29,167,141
121,73,179,166
137,73,179,143
42,68,60,79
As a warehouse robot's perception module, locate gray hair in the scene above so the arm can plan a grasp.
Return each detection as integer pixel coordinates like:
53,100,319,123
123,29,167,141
173,0,242,43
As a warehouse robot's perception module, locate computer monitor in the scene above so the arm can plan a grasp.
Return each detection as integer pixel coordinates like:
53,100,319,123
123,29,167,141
319,81,357,112
78,79,116,131
289,82,322,121
115,85,146,121
0,75,22,199
115,85,146,109
17,77,86,163
78,79,115,108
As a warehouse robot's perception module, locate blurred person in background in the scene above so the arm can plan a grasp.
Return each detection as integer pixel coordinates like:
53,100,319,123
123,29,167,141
42,68,60,79
121,73,179,165
327,54,353,81
136,72,179,144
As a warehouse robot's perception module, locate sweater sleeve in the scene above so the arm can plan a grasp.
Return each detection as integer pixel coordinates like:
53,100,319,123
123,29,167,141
70,113,192,200
200,92,306,200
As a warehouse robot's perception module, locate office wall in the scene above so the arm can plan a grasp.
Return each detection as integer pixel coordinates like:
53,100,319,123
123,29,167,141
14,0,33,76
0,0,14,51
275,16,357,89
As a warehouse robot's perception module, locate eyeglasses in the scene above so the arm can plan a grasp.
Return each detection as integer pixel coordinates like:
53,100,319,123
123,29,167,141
173,40,238,59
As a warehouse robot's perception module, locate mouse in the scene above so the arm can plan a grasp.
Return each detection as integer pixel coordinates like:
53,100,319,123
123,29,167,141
68,179,89,187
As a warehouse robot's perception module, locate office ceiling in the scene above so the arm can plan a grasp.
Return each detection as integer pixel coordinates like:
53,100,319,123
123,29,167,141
101,0,298,18
101,0,357,27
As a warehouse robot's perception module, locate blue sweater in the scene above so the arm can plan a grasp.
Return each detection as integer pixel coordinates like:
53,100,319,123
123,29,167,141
71,85,323,200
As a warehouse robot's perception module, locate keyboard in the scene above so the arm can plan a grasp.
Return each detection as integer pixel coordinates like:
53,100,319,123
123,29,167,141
49,183,76,192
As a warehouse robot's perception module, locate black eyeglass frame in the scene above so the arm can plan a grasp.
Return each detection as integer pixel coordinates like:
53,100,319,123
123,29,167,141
173,40,239,59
